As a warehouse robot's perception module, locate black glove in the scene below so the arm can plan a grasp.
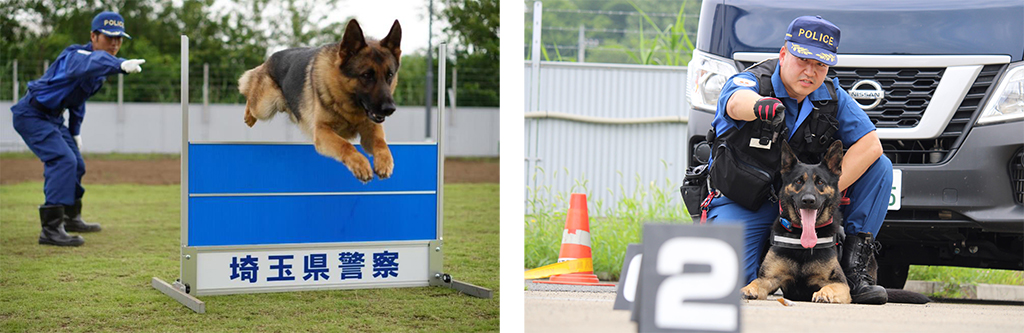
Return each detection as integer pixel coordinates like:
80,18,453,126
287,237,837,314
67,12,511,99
753,97,785,121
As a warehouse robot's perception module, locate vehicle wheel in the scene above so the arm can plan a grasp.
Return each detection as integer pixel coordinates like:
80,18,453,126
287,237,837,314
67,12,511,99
876,262,909,289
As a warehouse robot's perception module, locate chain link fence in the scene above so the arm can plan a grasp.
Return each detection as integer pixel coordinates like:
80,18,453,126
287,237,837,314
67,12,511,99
1,59,496,107
524,0,701,65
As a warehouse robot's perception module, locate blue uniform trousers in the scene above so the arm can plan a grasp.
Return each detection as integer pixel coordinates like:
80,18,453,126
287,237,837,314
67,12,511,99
708,155,893,284
11,99,86,206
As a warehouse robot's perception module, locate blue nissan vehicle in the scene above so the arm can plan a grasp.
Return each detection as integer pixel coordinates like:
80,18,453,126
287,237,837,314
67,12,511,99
685,0,1023,287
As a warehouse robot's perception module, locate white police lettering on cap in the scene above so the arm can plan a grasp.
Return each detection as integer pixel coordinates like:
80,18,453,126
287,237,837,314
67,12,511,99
732,77,756,87
103,19,125,28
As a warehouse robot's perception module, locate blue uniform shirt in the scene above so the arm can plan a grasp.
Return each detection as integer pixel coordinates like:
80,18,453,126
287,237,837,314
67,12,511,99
23,43,125,136
710,62,875,162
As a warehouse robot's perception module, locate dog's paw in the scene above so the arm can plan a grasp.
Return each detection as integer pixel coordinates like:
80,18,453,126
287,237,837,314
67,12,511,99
740,282,765,300
374,151,394,179
812,284,851,304
343,154,374,183
244,110,257,127
811,291,837,303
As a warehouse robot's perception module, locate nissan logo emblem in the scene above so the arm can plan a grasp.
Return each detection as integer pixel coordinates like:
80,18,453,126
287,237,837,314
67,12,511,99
849,80,884,110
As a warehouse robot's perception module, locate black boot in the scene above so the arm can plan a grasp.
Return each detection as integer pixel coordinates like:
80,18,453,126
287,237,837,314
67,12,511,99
64,200,102,233
842,232,887,304
39,205,85,247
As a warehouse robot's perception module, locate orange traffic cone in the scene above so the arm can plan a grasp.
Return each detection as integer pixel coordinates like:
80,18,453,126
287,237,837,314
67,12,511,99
534,193,616,286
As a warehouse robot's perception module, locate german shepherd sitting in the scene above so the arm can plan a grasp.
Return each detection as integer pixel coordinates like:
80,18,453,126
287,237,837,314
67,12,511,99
741,140,852,303
740,140,931,304
238,19,401,182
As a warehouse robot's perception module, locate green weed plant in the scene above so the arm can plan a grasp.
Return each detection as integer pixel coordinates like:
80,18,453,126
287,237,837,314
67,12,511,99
908,265,1024,298
525,166,690,281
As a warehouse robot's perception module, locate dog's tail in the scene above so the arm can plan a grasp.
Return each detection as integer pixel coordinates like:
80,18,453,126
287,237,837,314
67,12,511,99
886,288,932,304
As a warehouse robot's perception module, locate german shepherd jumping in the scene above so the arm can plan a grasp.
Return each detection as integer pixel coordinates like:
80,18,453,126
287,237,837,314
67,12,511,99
238,19,401,182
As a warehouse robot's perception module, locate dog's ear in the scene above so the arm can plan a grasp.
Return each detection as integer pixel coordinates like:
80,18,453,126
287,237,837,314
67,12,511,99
779,140,798,174
339,19,368,60
823,140,844,176
380,20,402,58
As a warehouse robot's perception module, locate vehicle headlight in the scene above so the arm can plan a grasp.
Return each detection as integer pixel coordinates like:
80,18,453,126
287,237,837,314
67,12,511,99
687,50,739,112
977,61,1024,125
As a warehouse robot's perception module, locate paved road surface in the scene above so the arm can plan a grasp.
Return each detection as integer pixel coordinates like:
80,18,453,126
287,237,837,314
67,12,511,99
525,290,1024,333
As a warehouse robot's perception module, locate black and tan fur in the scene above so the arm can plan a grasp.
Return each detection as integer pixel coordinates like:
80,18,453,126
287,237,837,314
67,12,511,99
239,19,401,182
741,140,851,303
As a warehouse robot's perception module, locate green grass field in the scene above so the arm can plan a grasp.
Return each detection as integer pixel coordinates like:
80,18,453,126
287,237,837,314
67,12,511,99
1,182,498,332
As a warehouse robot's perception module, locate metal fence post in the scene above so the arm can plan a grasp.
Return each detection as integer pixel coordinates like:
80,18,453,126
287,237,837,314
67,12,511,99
425,0,435,140
448,66,457,125
578,24,585,63
530,1,542,113
203,63,209,141
117,73,125,152
118,74,124,107
13,60,18,102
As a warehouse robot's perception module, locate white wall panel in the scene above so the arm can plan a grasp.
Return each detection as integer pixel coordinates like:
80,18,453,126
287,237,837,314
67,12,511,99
1,102,498,157
524,61,692,215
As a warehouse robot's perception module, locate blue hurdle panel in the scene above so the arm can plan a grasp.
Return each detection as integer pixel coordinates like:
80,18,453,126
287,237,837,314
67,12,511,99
188,143,437,194
187,143,438,246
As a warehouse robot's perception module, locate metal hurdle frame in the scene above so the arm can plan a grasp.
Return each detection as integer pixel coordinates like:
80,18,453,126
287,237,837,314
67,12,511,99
153,36,490,313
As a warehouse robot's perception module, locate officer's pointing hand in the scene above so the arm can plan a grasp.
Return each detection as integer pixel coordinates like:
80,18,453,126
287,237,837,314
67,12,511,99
753,97,785,121
121,59,146,74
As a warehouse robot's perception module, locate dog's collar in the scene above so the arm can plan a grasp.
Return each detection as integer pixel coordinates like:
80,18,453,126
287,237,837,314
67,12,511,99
771,229,837,250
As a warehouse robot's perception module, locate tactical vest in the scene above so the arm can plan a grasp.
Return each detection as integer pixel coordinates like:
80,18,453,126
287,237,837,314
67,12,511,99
708,58,840,210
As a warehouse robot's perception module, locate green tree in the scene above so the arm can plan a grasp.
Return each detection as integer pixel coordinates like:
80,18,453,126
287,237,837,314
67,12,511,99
2,0,482,106
440,0,499,106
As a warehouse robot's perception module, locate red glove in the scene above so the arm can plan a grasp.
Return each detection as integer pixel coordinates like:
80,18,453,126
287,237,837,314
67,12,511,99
753,97,785,121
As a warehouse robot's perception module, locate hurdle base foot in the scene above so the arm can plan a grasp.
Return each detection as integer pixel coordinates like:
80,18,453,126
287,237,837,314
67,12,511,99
440,279,492,299
152,277,206,313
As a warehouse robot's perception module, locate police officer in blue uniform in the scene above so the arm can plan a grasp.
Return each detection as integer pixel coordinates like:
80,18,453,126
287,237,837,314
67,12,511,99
11,12,146,247
705,16,893,304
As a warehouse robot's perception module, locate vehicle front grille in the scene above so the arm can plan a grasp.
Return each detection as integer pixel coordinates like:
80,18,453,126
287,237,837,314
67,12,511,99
829,67,943,128
886,65,1000,164
1011,147,1024,205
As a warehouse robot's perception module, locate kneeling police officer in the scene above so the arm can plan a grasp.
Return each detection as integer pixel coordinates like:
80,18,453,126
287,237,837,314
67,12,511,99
702,16,893,304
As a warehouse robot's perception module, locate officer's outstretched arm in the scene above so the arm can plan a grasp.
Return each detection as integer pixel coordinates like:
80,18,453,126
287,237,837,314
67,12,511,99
838,130,884,191
726,89,762,121
65,49,124,79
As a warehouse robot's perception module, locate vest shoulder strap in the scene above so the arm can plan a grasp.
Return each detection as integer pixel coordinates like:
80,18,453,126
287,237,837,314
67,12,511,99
813,79,839,117
743,58,778,97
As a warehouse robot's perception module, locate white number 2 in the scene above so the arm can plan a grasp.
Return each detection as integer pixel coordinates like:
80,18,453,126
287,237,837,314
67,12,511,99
655,237,739,331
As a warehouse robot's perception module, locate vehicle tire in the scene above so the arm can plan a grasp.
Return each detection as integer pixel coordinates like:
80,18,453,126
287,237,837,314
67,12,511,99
876,261,910,289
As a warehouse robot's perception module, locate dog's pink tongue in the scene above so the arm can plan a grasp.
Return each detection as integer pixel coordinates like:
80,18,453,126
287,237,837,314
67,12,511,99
799,209,818,248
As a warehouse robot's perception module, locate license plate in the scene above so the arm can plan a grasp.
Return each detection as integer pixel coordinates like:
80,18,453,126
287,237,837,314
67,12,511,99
889,169,902,210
